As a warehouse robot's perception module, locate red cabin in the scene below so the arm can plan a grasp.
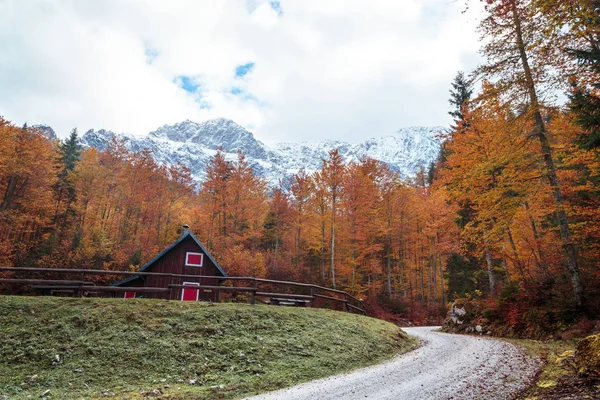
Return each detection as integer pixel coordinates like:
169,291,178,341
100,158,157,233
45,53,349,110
112,225,227,301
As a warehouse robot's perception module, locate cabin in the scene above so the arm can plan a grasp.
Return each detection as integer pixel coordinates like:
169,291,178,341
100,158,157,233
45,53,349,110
112,225,227,301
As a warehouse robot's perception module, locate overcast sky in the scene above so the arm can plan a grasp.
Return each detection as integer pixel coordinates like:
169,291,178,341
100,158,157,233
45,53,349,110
0,0,485,144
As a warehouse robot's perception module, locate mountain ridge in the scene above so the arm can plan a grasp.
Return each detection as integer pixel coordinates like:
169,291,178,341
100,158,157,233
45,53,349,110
74,118,444,186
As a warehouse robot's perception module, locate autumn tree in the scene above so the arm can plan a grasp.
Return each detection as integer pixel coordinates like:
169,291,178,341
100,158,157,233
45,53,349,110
0,120,56,266
289,169,313,273
321,149,345,289
478,0,583,306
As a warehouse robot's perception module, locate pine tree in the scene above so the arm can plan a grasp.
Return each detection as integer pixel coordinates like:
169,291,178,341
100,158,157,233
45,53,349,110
448,71,474,128
567,1,600,149
53,128,82,232
58,128,82,173
431,71,475,183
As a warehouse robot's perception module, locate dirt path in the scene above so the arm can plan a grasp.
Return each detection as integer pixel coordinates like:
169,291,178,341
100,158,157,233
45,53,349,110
246,326,540,400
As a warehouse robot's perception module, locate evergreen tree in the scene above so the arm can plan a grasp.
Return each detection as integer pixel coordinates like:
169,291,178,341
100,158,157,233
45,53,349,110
59,128,83,174
567,1,600,149
448,71,473,128
445,253,478,299
431,71,475,183
53,128,82,229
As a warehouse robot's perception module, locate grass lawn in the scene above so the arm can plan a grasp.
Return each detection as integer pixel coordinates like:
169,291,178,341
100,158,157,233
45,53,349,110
0,296,417,399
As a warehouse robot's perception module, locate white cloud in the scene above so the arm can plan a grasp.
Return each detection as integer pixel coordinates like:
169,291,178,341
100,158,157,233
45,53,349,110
0,0,485,143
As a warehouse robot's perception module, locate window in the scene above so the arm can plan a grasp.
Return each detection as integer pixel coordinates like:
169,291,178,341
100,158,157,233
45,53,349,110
185,252,204,267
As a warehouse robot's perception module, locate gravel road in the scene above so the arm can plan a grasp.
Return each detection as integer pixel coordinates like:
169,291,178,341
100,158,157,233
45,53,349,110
246,326,540,400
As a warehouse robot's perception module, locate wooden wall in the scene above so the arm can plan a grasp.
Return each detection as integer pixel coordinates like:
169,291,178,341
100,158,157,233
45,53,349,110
142,236,223,301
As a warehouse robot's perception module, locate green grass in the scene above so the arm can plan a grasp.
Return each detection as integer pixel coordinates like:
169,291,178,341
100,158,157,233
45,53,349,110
0,296,417,399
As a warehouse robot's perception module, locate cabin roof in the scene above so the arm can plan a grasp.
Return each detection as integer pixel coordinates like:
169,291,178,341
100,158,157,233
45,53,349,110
112,231,227,286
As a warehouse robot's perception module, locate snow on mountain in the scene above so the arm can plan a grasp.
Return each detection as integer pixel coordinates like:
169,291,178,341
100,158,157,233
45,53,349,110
78,119,444,187
33,125,58,141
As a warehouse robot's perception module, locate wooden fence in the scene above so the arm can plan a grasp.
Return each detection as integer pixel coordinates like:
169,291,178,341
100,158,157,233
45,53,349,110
0,267,366,315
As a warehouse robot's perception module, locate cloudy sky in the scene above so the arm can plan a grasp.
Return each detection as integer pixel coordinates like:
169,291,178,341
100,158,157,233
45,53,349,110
0,0,484,144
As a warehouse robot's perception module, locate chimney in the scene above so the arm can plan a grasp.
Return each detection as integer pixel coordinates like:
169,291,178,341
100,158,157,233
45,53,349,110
182,224,190,236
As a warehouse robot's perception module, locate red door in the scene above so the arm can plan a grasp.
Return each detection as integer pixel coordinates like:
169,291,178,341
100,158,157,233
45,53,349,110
181,282,200,301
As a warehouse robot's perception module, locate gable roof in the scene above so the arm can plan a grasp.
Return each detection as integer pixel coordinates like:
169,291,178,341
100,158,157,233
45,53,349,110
112,231,227,286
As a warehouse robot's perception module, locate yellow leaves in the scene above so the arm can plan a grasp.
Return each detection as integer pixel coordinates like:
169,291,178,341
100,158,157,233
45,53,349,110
556,350,575,364
536,380,557,388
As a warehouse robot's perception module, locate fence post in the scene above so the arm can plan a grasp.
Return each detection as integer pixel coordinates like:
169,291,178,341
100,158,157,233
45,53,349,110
309,287,315,307
250,279,257,305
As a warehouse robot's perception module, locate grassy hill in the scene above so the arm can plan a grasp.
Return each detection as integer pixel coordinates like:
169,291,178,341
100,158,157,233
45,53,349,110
0,296,417,399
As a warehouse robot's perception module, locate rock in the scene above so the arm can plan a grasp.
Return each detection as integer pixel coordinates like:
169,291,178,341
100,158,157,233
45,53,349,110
476,325,483,333
189,379,197,385
151,389,162,395
51,354,61,366
40,389,51,397
30,375,38,382
575,333,600,378
451,307,466,325
74,367,84,373
102,389,109,395
160,379,166,383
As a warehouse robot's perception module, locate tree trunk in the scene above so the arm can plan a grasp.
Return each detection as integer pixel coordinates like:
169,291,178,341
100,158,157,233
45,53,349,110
511,0,583,306
330,198,337,290
524,201,550,278
320,220,326,286
483,228,496,296
506,227,526,279
386,233,392,297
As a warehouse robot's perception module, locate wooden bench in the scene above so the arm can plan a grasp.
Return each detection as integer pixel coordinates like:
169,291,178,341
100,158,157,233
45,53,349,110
270,297,311,307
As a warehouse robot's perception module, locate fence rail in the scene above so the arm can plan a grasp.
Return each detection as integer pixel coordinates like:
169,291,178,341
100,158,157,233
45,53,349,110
0,267,366,314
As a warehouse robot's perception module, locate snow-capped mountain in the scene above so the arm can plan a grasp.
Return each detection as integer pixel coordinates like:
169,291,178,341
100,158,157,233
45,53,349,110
78,119,444,187
34,125,58,141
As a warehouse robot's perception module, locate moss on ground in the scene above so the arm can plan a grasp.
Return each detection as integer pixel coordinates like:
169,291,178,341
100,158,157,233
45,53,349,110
502,337,600,399
0,296,417,399
576,333,600,379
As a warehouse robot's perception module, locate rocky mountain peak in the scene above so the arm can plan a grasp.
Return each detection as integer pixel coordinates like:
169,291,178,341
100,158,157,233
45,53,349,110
33,125,58,141
70,119,444,186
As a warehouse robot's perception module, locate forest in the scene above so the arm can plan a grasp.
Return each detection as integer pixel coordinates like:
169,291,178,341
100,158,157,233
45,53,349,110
0,0,599,332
